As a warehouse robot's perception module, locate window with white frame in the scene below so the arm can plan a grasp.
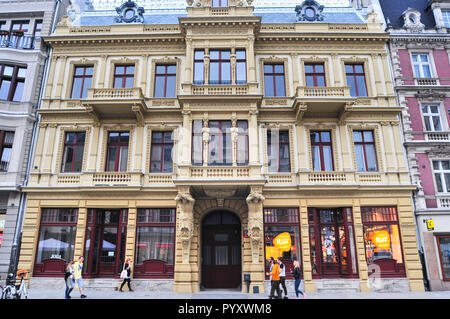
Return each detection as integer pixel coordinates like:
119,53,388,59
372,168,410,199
442,10,450,28
433,160,450,193
422,105,443,132
412,53,432,78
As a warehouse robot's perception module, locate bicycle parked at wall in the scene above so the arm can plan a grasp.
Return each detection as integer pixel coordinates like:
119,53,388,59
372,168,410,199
1,270,29,299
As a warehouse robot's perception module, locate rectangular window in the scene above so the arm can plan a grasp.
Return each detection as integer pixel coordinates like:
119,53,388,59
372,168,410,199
437,236,450,280
310,131,334,171
433,160,450,193
264,63,286,97
0,64,26,102
264,208,300,279
61,132,85,173
209,50,231,85
237,120,248,165
267,129,290,172
443,10,450,28
192,120,203,165
422,105,442,132
412,54,432,78
361,207,405,277
212,0,228,7
305,63,326,87
150,131,174,173
71,66,93,99
236,50,247,84
209,120,232,165
154,64,176,98
113,65,134,88
135,208,176,274
106,131,129,172
0,131,14,172
33,19,42,37
36,208,78,263
345,64,367,97
194,50,204,84
353,130,377,172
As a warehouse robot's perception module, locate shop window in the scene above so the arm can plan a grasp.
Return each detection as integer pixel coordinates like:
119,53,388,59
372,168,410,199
61,132,85,172
345,63,367,97
353,130,377,172
362,207,405,277
150,131,173,173
412,53,432,78
0,64,26,102
154,64,176,98
105,131,129,172
209,50,231,85
34,208,78,275
310,131,334,171
305,63,326,87
267,129,290,172
113,65,134,88
0,131,14,172
437,236,450,281
71,66,93,99
134,208,175,278
264,63,286,97
433,160,450,193
264,208,301,279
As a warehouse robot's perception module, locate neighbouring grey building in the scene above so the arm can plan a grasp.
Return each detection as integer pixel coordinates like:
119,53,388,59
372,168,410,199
0,0,69,282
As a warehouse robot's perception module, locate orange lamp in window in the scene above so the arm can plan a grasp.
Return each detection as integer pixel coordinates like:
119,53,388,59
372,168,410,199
372,230,391,250
273,232,291,252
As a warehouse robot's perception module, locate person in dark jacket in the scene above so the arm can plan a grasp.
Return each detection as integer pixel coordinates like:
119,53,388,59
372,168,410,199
119,258,133,292
64,261,75,299
293,260,306,299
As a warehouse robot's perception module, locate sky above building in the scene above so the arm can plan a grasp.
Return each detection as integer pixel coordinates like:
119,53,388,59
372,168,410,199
90,0,351,11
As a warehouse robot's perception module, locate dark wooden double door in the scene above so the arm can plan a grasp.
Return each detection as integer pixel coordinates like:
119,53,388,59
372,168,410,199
83,209,127,278
201,210,241,289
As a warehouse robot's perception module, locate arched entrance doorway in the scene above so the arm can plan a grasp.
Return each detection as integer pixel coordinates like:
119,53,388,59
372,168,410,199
201,210,241,289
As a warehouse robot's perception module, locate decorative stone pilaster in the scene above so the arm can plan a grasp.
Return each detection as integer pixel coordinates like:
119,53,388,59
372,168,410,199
175,189,195,264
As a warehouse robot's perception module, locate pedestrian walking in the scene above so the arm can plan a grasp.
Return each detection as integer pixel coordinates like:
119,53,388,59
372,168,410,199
64,261,75,299
293,260,306,299
278,257,288,299
266,258,281,299
267,257,274,298
119,258,133,292
74,256,87,298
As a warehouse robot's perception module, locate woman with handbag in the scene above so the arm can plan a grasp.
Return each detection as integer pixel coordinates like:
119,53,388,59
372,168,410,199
119,258,133,292
64,261,75,299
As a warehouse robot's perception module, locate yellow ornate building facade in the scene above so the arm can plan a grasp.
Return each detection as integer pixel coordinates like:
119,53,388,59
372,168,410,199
17,0,424,294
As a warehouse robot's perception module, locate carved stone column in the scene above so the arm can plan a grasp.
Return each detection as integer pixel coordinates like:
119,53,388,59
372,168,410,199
245,186,265,293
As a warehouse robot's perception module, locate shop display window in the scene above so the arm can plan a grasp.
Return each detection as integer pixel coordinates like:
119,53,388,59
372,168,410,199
264,208,300,279
437,236,450,281
362,207,406,277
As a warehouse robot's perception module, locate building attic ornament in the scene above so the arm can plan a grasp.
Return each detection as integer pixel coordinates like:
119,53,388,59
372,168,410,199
402,8,425,33
115,0,145,24
295,0,325,22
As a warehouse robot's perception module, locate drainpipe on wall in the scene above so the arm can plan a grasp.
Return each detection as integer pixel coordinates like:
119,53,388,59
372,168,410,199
7,0,62,284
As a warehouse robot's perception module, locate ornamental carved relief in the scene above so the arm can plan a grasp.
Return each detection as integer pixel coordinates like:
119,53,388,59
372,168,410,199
246,188,265,264
175,189,196,264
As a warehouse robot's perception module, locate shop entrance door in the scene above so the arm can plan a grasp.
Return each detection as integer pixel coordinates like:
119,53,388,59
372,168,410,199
309,208,358,278
83,209,128,278
201,210,241,289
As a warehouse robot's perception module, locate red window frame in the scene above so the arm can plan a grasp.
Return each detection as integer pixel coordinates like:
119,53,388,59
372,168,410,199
113,65,134,88
310,130,334,171
0,64,26,102
267,129,290,172
154,64,176,98
134,208,176,278
150,131,174,173
361,206,406,278
191,120,203,166
61,132,86,173
264,63,286,97
105,131,129,172
305,63,326,87
345,63,367,97
263,207,301,280
437,235,450,281
71,65,93,99
0,130,13,172
353,130,378,172
209,49,231,85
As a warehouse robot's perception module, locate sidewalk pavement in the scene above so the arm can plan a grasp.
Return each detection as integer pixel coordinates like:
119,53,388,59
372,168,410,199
27,288,450,299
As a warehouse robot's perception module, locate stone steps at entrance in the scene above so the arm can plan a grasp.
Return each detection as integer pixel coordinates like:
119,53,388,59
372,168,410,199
315,279,361,293
29,277,122,291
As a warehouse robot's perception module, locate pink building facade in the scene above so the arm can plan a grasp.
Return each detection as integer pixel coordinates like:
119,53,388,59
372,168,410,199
377,0,450,291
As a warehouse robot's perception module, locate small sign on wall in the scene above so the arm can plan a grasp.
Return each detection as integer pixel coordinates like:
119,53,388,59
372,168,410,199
424,218,435,231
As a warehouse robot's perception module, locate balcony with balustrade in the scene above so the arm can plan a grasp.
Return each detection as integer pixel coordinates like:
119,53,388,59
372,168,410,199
0,31,39,50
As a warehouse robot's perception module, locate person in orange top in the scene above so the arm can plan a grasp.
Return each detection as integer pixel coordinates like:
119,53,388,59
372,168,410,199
267,259,282,299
